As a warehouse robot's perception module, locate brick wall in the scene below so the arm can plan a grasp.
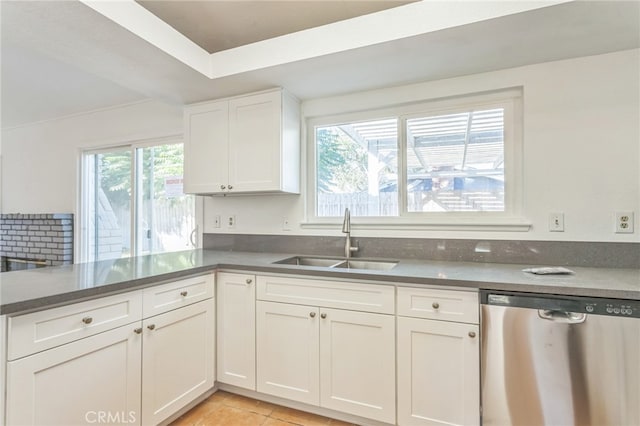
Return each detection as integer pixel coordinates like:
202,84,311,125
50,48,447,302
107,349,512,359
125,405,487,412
0,213,73,269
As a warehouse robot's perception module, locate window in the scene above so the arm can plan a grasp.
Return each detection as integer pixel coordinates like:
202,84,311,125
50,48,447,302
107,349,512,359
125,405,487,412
316,119,398,216
310,90,522,226
405,108,505,213
80,142,196,262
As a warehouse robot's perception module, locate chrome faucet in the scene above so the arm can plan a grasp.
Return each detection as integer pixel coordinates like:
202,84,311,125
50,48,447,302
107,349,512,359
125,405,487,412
341,208,359,259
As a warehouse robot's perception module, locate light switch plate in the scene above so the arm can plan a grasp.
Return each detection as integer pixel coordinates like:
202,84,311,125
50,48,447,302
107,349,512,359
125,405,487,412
549,213,564,232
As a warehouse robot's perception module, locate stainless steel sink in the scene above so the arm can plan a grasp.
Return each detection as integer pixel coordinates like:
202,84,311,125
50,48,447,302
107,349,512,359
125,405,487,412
274,256,344,267
333,259,398,270
274,256,397,270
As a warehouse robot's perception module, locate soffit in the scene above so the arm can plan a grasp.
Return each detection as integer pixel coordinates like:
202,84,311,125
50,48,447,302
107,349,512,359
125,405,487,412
1,1,639,129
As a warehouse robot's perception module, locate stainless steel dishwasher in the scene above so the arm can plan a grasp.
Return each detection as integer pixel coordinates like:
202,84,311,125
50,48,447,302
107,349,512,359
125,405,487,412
480,291,640,426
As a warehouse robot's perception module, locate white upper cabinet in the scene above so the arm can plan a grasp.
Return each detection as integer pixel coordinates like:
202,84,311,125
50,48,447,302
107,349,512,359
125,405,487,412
184,99,229,194
184,88,300,195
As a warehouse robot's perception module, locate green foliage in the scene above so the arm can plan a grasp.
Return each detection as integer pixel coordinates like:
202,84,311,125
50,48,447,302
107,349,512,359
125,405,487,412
98,144,186,208
142,144,186,201
98,150,132,207
316,127,368,193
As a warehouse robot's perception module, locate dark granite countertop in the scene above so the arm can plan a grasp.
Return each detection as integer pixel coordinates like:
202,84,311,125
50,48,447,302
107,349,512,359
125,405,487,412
1,249,639,315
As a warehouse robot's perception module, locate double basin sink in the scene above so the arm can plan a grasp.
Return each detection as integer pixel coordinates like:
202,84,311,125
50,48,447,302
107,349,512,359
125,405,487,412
274,256,398,271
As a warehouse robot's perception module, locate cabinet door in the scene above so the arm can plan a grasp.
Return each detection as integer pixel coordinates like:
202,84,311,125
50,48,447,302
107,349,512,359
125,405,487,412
217,272,256,389
6,324,142,426
397,317,480,426
184,100,229,194
319,308,396,424
228,91,281,192
256,301,319,405
141,299,215,425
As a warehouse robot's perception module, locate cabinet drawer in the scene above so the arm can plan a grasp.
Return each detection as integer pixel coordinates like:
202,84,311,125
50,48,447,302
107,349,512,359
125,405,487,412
397,287,478,324
257,275,394,314
143,274,214,317
8,290,143,360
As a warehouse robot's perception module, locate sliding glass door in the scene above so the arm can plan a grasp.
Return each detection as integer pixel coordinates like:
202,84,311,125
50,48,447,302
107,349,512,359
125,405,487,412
136,144,195,256
81,142,195,262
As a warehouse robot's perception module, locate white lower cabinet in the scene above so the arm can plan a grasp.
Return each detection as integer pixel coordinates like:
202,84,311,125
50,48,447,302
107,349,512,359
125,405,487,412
216,272,256,390
5,274,216,426
319,308,396,424
397,287,480,426
5,268,484,426
6,324,142,426
256,301,320,405
142,299,215,425
256,277,396,423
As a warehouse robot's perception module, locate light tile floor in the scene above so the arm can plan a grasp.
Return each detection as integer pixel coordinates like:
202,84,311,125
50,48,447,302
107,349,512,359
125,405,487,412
171,391,359,426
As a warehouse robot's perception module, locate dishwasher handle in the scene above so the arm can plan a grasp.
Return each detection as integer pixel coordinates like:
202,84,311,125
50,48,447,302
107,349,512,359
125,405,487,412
538,309,587,324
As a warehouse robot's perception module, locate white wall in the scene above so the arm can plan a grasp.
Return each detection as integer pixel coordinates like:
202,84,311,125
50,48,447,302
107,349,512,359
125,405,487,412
203,49,640,243
2,50,639,243
1,100,183,213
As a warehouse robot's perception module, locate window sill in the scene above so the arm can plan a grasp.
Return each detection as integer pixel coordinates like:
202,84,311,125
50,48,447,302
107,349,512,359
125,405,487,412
301,217,532,232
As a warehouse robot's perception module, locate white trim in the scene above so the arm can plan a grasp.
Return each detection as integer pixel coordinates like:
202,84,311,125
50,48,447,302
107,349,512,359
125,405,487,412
79,134,183,153
301,218,532,232
0,99,153,132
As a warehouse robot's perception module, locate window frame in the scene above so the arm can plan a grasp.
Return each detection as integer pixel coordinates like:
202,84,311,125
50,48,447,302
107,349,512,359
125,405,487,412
304,89,528,231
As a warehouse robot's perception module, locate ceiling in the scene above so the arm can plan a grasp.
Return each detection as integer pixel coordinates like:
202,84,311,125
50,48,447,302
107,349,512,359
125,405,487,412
137,1,415,53
1,0,639,129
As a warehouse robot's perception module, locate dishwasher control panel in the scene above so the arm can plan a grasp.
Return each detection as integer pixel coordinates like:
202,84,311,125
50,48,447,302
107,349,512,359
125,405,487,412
584,301,638,317
603,303,636,316
483,292,640,318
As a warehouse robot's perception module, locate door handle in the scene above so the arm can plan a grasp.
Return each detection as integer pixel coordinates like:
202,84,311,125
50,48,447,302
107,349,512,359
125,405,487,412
538,309,586,324
189,225,198,248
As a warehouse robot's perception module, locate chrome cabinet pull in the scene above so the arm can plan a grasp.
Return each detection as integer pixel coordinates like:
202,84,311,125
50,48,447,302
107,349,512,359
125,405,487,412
147,324,156,331
320,313,327,319
469,331,476,338
310,312,316,318
180,291,188,297
228,185,233,190
82,317,93,324
432,302,440,309
246,278,253,284
134,328,142,334
220,185,226,190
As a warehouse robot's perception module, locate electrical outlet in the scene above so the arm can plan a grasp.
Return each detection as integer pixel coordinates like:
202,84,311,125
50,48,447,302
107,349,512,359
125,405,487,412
615,212,634,233
214,215,221,228
283,217,291,231
227,215,236,229
549,213,564,232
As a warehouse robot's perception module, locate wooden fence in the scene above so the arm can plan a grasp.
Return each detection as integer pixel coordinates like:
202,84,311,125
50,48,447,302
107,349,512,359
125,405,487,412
317,190,504,215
